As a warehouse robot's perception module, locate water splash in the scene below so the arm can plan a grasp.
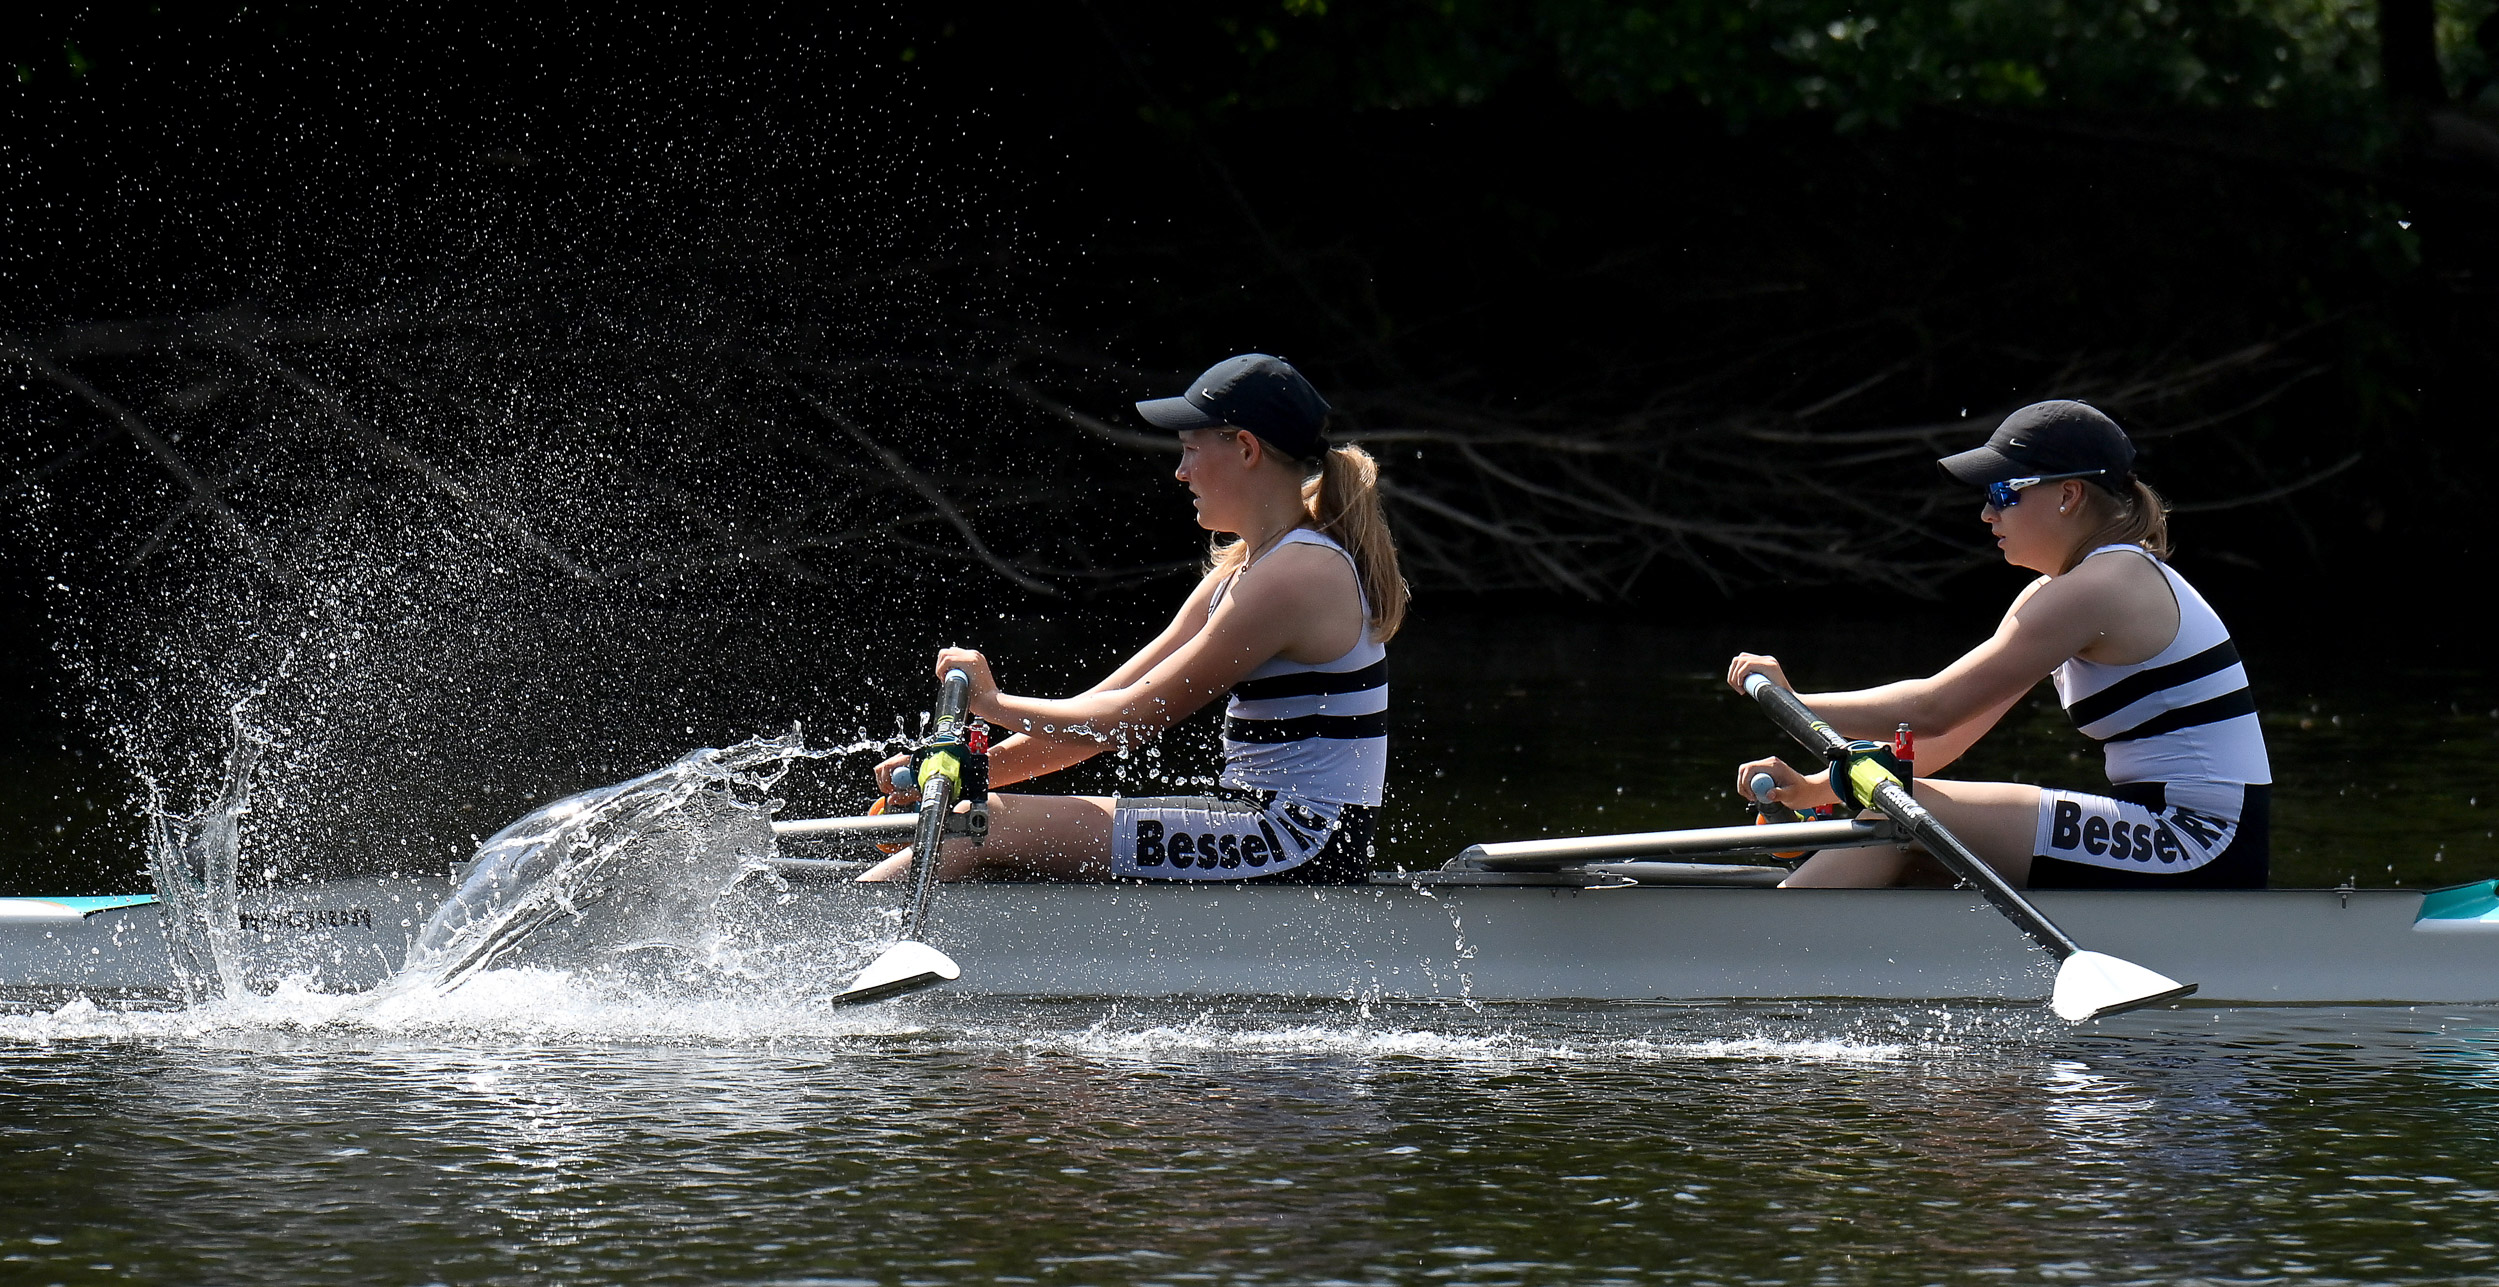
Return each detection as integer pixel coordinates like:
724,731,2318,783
387,732,826,995
1397,878,1481,1010
142,706,271,1004
1,985,1932,1062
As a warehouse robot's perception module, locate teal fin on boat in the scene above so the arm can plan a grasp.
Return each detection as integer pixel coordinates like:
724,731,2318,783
0,895,159,922
2413,880,2499,933
50,895,159,914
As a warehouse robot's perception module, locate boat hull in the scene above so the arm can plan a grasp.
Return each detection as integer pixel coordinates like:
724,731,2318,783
4,876,2493,1006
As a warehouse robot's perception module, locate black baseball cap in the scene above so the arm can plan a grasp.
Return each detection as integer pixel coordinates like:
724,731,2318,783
1938,400,2136,491
1134,354,1332,461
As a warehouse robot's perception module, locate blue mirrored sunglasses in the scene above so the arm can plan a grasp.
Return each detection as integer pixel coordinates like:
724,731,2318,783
1984,470,2106,510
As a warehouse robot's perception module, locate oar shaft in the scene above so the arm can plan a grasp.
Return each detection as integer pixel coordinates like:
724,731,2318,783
1744,675,1848,757
901,668,974,941
1867,779,2080,959
903,776,953,938
1744,673,2078,960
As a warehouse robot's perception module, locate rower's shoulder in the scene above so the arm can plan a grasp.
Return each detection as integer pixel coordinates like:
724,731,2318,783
1240,538,1357,597
2060,546,2173,602
1176,565,1230,609
2013,549,2176,651
2033,546,2161,594
2004,571,2058,614
2010,552,2144,621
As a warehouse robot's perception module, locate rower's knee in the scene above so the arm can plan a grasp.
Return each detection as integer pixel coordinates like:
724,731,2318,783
1779,846,1913,888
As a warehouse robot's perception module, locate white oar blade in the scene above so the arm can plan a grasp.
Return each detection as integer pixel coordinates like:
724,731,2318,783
831,938,961,1005
2051,950,2197,1022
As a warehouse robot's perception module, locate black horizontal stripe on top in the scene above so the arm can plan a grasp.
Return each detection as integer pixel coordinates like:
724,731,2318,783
2102,689,2259,742
2064,640,2245,730
1223,712,1389,744
1230,660,1388,703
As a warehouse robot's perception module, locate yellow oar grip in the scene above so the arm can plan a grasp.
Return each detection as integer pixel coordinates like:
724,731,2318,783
915,748,965,796
1847,752,1903,805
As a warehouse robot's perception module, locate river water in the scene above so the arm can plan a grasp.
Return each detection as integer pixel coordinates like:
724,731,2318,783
6,993,2497,1285
5,613,2496,1284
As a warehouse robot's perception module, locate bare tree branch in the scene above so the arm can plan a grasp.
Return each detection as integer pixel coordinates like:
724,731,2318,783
775,377,1060,597
2170,452,2363,513
1000,377,1179,453
3,283,2360,611
2,339,292,579
224,340,595,580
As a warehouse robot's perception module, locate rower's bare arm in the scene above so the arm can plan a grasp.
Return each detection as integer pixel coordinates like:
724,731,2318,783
1086,570,1226,693
875,720,1084,795
1894,563,2173,769
980,557,1323,741
1739,576,2096,742
1736,756,1840,809
980,730,1114,788
1890,687,2026,775
913,573,1226,790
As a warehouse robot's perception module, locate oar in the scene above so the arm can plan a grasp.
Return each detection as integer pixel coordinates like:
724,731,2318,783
830,668,973,1004
1743,673,2196,1021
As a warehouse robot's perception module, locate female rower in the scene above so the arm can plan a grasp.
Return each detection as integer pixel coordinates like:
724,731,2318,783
1728,400,2270,889
862,353,1405,884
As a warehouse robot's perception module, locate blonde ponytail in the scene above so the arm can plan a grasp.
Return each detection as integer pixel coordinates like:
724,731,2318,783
1308,443,1408,640
1202,437,1409,640
2061,478,2173,573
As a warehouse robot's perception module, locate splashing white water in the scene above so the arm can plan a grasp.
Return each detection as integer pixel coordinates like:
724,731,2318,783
125,715,903,1015
1,981,1923,1064
142,705,271,1005
386,731,829,995
1028,1012,1910,1065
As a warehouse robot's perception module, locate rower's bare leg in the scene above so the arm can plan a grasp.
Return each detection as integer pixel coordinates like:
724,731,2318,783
856,793,1116,883
1779,780,2042,889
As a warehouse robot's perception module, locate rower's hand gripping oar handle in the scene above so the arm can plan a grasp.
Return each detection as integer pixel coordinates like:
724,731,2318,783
1743,675,1898,804
1748,771,1805,829
899,669,977,796
937,666,971,717
1741,673,2083,960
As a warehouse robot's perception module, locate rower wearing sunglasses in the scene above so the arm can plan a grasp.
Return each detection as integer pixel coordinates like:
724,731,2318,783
1728,400,2270,889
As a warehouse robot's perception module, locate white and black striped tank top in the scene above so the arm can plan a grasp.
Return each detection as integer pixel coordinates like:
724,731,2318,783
2051,545,2271,812
1208,529,1387,806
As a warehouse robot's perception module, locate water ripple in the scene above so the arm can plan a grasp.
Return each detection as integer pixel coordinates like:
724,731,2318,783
5,995,2495,1286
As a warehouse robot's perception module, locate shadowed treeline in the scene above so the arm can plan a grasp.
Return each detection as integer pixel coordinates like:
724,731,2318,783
878,0,2497,601
8,2,2495,602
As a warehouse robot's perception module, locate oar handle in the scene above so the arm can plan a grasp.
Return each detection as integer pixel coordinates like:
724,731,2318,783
1744,673,1846,754
934,667,972,730
1743,672,2080,960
